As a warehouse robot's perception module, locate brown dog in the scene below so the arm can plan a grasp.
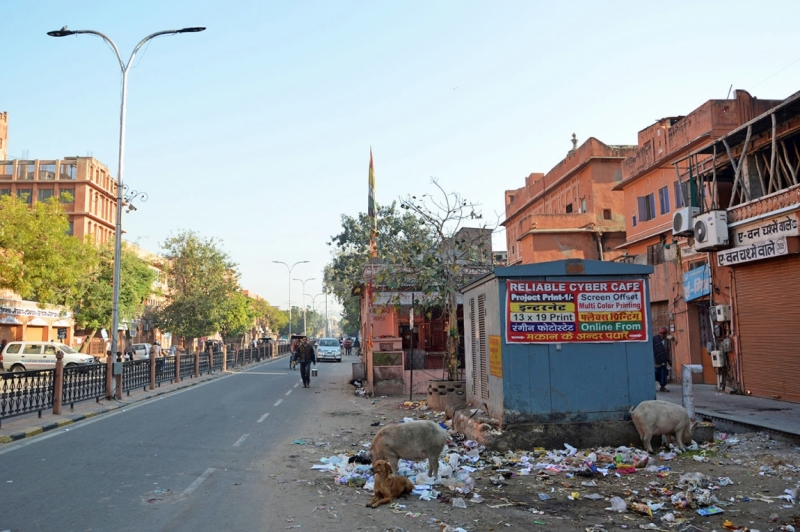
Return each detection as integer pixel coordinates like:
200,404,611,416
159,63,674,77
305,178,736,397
366,459,414,508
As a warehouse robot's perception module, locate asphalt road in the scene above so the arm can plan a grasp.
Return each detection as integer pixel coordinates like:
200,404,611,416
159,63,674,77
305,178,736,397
0,355,349,531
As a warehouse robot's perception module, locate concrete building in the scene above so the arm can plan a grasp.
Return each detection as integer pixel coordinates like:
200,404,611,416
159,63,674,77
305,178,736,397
613,90,783,385
674,90,800,403
503,137,637,265
0,157,118,245
0,112,7,161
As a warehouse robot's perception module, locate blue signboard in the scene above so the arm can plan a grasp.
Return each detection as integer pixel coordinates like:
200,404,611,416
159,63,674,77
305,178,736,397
683,264,710,301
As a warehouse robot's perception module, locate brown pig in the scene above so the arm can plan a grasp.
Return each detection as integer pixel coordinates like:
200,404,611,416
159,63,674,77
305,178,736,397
630,400,694,453
369,420,448,477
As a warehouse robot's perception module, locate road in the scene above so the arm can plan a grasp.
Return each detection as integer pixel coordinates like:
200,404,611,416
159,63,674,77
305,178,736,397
0,355,349,531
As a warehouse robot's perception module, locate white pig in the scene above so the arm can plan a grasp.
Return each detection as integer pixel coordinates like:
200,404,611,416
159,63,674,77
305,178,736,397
630,400,694,453
369,420,448,477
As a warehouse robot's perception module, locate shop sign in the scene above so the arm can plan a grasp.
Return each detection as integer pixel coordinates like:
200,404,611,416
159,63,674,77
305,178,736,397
683,264,710,302
717,237,789,267
0,299,72,319
733,213,799,247
505,280,648,344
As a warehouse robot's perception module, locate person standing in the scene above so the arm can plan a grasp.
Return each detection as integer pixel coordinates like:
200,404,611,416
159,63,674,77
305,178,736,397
653,327,671,392
343,337,352,356
296,337,316,388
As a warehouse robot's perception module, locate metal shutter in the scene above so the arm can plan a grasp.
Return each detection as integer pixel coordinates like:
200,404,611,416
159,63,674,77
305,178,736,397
735,255,800,403
469,297,478,397
478,293,489,399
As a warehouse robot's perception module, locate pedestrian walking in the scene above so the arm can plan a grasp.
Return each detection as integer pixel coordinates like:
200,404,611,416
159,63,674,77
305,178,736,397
353,337,360,356
653,327,671,392
152,341,164,373
296,337,316,388
343,337,352,356
0,338,7,353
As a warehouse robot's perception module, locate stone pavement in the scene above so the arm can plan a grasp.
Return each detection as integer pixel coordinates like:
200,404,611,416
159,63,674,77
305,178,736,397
0,354,289,444
657,383,800,439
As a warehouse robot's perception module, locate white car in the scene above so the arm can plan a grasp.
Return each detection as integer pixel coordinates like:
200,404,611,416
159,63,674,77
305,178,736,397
129,343,153,361
0,341,96,372
315,338,342,363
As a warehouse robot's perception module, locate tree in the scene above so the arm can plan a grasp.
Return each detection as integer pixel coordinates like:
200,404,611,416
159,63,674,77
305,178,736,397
219,291,257,342
250,297,286,337
324,202,435,335
152,230,240,350
73,243,156,352
389,178,495,380
0,194,96,307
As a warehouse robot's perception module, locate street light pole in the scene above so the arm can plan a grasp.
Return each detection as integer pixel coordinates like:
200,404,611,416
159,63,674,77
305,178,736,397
273,261,309,338
293,277,315,336
48,25,206,358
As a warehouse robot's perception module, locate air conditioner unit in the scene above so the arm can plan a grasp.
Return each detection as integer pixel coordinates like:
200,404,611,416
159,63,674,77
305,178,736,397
713,304,732,322
693,210,729,251
710,350,726,368
672,206,700,236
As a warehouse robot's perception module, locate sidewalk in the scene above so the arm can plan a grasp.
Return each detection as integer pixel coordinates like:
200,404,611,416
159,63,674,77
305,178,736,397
0,355,287,444
656,383,800,439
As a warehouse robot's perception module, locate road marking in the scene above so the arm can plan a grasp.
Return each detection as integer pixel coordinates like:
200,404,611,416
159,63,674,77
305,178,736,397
274,399,282,406
233,434,249,447
294,382,299,388
232,372,288,375
184,467,215,495
257,413,270,423
285,389,292,396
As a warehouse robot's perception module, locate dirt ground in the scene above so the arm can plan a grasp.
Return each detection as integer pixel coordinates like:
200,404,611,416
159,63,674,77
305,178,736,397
263,379,800,532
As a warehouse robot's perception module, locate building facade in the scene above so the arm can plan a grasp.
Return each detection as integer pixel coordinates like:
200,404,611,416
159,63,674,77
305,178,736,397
0,157,118,245
614,90,783,386
503,137,637,265
676,90,800,402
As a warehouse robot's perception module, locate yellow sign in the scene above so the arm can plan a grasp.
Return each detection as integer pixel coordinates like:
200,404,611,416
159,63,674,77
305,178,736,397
489,335,502,377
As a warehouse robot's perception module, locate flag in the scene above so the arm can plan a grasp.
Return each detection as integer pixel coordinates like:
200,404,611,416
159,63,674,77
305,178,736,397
368,147,377,258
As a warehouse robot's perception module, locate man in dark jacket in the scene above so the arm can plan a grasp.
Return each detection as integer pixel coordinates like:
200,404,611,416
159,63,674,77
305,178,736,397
653,327,671,392
297,337,316,388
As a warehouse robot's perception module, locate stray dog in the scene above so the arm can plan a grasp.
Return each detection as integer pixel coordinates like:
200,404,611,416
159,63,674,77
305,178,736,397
366,460,414,508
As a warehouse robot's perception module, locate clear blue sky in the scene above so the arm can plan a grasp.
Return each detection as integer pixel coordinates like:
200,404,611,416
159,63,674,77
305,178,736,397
3,1,799,310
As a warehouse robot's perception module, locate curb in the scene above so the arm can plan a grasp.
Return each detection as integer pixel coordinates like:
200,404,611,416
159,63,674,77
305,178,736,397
0,354,291,445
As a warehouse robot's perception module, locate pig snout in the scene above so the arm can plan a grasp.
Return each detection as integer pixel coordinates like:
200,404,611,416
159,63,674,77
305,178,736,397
370,420,447,477
631,400,692,453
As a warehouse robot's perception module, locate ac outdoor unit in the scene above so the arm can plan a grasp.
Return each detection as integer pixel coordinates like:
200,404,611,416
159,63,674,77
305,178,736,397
693,210,729,251
672,206,700,236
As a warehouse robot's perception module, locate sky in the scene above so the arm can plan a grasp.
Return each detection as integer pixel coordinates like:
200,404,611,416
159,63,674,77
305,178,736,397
3,1,800,311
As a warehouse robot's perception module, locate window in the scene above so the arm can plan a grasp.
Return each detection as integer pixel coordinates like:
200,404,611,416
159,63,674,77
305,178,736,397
658,186,670,214
565,203,573,213
674,181,684,208
637,193,656,222
38,188,54,202
67,221,74,235
17,164,34,180
632,215,637,227
581,198,587,213
17,189,32,204
59,163,77,180
0,164,11,177
0,188,10,196
603,209,612,220
59,188,75,203
39,163,56,180
22,344,42,355
647,243,666,265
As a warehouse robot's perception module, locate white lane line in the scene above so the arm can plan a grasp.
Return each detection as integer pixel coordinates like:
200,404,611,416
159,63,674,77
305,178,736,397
257,413,270,423
285,389,292,396
274,399,282,406
293,382,300,388
184,467,215,495
233,434,249,447
232,372,288,375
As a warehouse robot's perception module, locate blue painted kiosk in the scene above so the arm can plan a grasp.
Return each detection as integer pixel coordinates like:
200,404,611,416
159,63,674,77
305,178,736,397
459,259,656,449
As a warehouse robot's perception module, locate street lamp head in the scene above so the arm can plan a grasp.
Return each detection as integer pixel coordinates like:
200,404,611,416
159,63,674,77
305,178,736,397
47,26,76,37
177,27,206,33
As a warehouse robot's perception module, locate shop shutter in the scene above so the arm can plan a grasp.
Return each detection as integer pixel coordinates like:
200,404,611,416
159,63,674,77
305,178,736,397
735,255,800,403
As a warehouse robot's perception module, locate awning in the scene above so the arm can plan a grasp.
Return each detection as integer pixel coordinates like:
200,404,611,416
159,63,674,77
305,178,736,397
0,316,23,325
28,317,48,326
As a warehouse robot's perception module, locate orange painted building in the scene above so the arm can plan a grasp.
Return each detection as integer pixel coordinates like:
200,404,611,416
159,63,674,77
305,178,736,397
0,156,118,245
503,137,637,265
614,90,782,384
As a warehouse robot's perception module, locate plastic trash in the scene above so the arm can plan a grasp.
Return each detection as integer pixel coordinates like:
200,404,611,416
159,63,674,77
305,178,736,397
696,506,724,516
470,493,485,503
716,477,733,486
584,493,602,500
451,497,467,509
608,496,627,512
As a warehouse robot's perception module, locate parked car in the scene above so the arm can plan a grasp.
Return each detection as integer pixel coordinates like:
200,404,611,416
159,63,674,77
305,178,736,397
0,341,95,372
130,343,152,361
315,337,342,363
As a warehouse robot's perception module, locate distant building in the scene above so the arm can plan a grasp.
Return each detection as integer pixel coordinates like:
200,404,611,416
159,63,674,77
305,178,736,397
503,137,637,265
0,112,7,161
0,156,118,245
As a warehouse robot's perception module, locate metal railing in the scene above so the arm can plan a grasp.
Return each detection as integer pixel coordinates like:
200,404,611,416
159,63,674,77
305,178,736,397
0,369,56,425
1,344,292,423
63,363,107,409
